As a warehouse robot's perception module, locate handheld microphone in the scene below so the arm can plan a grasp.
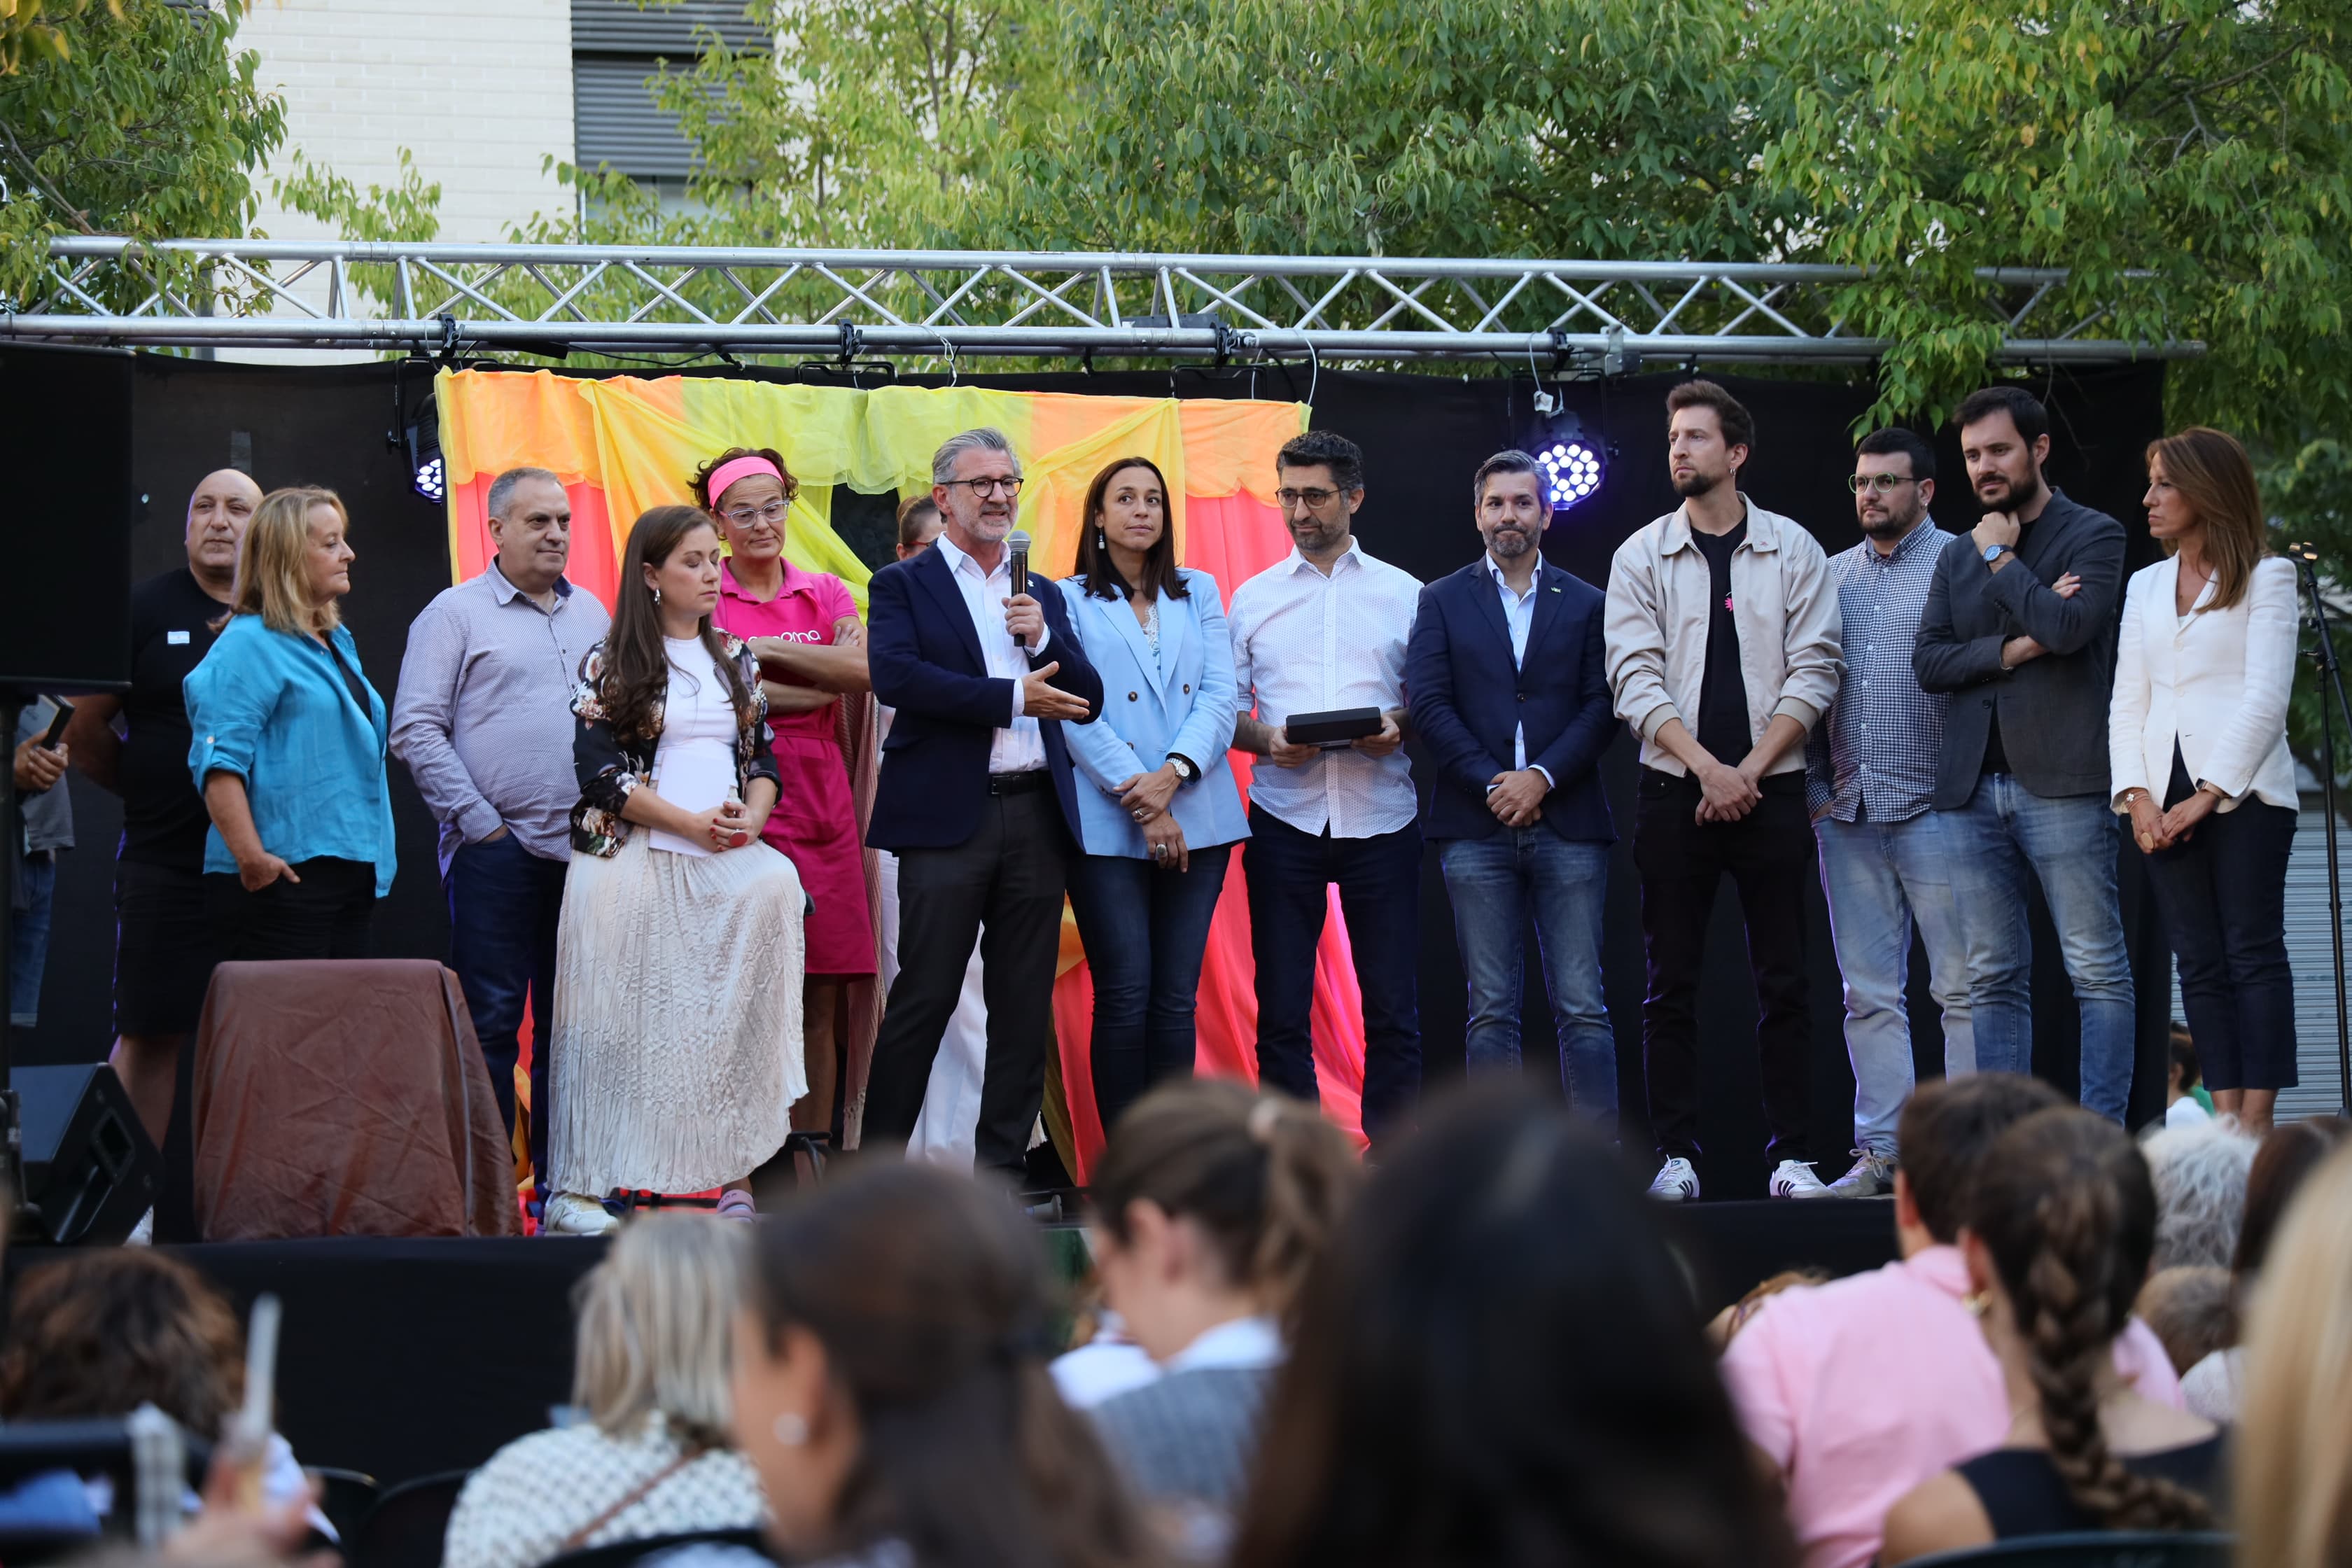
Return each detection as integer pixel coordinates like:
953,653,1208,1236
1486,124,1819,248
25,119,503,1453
1006,528,1033,648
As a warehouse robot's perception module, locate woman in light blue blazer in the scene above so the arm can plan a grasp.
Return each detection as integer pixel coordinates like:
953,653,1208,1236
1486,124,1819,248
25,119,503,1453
1058,456,1250,1133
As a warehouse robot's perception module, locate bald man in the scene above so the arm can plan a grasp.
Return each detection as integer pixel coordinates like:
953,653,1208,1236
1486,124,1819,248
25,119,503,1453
67,468,262,1158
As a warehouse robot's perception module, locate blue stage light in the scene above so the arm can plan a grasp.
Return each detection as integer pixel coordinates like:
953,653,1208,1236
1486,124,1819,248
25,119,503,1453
413,454,446,502
1538,437,1603,511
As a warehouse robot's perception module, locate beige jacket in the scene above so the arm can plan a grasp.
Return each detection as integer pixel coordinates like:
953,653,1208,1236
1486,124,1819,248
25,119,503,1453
1602,497,1843,777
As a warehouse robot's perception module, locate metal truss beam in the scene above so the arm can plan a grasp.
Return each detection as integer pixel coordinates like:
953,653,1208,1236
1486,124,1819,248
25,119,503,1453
2,237,2200,365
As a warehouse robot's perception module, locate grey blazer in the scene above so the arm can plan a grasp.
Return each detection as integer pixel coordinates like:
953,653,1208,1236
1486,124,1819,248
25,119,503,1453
1912,489,2127,809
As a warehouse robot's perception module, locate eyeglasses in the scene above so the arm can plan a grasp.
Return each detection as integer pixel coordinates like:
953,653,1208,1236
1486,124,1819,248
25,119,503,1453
722,498,793,526
1847,472,1918,494
946,477,1024,499
1276,486,1341,509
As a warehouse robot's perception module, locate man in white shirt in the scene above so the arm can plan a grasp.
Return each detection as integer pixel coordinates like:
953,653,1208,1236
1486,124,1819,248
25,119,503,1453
1228,430,1424,1145
1602,380,1842,1202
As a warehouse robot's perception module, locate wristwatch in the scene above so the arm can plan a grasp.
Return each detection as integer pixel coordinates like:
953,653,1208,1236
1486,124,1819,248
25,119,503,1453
1982,543,2008,564
1167,752,1199,783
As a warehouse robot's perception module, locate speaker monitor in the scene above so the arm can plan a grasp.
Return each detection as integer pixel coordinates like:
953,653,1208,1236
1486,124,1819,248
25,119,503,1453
15,1064,159,1245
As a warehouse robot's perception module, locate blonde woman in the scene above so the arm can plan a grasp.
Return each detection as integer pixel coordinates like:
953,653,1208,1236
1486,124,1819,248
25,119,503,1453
2236,1141,2352,1568
183,486,396,958
444,1212,766,1568
2108,427,2298,1132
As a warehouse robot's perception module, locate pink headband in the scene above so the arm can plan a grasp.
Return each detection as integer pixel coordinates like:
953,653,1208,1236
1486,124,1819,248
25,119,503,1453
706,454,784,506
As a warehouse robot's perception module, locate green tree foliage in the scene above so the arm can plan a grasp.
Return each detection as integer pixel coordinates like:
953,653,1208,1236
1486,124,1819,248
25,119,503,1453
0,0,284,312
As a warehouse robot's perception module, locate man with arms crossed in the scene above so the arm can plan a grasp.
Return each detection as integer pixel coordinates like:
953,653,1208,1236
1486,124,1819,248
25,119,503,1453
1912,385,2130,1121
1230,430,1424,1147
1604,379,1842,1201
1802,429,1975,1198
391,468,610,1213
1408,449,1618,1126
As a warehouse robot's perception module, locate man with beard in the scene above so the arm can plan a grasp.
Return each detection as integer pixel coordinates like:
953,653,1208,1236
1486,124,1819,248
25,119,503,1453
862,428,1103,1181
1406,450,1618,1128
1913,384,2131,1122
1229,429,1424,1147
1604,379,1842,1201
1801,429,1975,1198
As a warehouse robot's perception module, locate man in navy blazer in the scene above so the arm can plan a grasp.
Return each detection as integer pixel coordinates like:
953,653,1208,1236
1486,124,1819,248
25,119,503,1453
862,428,1104,1178
1407,449,1618,1125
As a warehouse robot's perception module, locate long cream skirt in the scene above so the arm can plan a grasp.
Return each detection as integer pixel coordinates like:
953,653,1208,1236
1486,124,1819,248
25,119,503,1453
549,832,807,1196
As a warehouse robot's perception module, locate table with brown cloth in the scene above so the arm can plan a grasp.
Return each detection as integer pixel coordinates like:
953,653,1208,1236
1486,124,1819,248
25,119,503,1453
192,959,521,1240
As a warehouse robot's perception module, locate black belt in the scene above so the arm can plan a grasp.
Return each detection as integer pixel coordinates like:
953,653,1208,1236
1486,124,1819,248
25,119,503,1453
987,770,1051,797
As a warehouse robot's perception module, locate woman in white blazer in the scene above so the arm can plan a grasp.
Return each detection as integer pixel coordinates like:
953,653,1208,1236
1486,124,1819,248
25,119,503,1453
2108,426,2298,1131
1058,456,1250,1135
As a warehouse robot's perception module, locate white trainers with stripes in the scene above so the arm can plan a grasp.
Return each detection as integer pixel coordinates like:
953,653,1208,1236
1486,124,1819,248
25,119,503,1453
1769,1158,1832,1199
1648,1156,1701,1203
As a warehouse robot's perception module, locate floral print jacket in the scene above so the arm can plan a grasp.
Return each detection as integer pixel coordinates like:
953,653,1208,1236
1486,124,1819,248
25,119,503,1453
568,635,782,858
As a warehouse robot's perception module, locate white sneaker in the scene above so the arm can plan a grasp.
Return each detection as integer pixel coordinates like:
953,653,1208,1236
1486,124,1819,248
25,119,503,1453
1824,1148,1898,1198
1769,1158,1831,1199
542,1192,620,1236
1648,1156,1700,1203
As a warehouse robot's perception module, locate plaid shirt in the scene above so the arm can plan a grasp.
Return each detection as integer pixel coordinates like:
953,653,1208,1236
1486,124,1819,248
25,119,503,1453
1807,521,1957,823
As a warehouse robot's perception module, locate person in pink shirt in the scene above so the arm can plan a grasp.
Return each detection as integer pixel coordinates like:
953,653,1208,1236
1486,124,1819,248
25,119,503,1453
693,447,875,1140
1718,1073,2183,1568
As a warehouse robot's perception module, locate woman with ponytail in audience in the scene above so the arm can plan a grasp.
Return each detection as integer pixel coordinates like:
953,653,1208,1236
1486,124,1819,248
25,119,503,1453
2235,1140,2352,1568
1882,1107,2222,1561
706,1163,1157,1568
1080,1082,1361,1558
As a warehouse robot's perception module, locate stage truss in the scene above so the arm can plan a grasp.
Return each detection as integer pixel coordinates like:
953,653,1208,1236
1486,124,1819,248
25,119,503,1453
4,237,2197,368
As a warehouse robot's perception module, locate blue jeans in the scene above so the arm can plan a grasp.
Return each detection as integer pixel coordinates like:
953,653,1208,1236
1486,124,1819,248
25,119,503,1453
1436,830,1616,1128
1945,776,2135,1121
1814,810,1975,1155
9,852,57,1028
1067,842,1235,1136
1243,806,1422,1145
446,832,569,1194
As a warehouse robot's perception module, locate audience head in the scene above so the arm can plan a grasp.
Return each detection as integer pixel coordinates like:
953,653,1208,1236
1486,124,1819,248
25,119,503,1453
1273,430,1365,559
486,466,572,595
733,1163,1152,1568
186,469,263,587
232,486,354,636
1231,1086,1794,1568
1074,456,1186,603
0,1251,243,1436
1470,450,1549,564
2167,1027,2201,1100
895,495,944,559
1088,1082,1361,1357
2236,1140,2352,1568
601,505,750,744
1851,428,1936,539
2145,426,2266,612
2235,1119,2347,1279
1963,1107,2211,1532
2132,1266,2236,1378
2144,1119,2258,1270
1665,379,1753,499
1892,1072,2065,1252
693,447,797,568
573,1212,745,1449
930,428,1023,552
1955,384,2052,516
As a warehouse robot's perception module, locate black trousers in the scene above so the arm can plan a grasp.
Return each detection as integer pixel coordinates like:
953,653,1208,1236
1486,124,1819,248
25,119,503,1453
1632,770,1813,1163
205,857,377,962
864,784,1070,1180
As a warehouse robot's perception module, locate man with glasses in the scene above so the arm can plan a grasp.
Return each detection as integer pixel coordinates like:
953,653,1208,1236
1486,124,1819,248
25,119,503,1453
1229,429,1425,1146
1802,429,1974,1198
862,428,1105,1181
391,466,610,1207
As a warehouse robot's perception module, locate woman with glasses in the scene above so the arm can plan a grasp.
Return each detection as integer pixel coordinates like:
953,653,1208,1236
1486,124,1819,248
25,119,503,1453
693,447,873,1144
1056,456,1248,1134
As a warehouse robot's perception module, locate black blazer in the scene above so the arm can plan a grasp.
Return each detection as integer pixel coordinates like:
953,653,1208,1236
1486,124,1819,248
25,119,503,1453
1407,558,1616,843
867,543,1105,852
1912,489,2127,810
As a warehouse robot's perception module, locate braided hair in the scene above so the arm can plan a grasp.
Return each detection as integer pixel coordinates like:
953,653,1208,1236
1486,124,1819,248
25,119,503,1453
1970,1108,2215,1532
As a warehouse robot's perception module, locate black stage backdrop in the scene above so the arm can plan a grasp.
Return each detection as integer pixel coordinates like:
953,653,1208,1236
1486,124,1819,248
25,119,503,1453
18,352,2169,1212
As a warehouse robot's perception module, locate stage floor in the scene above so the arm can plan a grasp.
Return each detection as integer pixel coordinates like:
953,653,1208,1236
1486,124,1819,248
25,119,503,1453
6,1198,1900,1488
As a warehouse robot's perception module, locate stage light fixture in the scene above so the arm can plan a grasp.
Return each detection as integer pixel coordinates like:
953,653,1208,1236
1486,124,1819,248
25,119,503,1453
1535,422,1604,512
405,393,444,501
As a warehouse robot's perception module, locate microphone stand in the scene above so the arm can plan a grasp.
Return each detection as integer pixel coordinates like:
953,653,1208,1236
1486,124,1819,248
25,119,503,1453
2290,546,2352,1117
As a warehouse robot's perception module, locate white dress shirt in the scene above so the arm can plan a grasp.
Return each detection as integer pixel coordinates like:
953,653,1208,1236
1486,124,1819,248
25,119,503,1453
1485,554,1553,783
932,530,1050,775
1228,539,1420,837
2108,554,2298,813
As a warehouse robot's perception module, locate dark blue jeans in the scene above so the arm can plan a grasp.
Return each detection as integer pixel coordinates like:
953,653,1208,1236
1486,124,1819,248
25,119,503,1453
9,852,56,1028
1067,842,1234,1136
1242,806,1422,1145
446,833,568,1196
